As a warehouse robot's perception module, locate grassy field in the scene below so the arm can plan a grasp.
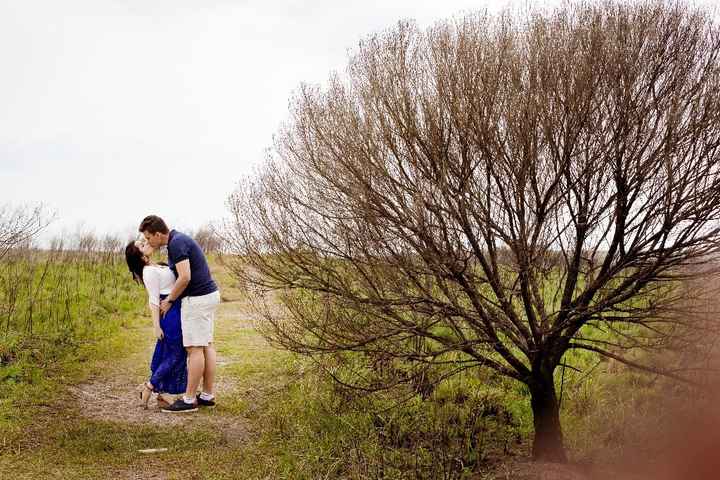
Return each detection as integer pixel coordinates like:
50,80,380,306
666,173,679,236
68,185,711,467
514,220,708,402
0,251,704,479
0,250,283,478
0,252,522,479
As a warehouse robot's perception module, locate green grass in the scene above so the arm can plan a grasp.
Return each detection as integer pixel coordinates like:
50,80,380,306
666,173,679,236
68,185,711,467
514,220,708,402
3,419,219,472
0,315,258,479
0,410,259,480
0,312,144,444
0,253,293,479
0,252,683,479
0,251,146,438
220,358,533,480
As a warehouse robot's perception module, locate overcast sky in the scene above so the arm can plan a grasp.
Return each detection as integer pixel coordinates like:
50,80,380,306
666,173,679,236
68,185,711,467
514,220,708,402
1,0,580,243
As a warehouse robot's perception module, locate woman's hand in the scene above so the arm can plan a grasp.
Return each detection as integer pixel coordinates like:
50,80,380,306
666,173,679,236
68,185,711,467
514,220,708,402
154,325,164,340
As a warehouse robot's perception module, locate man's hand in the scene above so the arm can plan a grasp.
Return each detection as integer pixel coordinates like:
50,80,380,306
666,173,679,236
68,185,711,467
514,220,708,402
160,299,172,315
154,325,164,340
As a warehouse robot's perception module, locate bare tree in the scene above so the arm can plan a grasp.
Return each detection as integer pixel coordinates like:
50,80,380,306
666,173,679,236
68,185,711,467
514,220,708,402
0,204,51,260
226,1,720,462
192,223,224,254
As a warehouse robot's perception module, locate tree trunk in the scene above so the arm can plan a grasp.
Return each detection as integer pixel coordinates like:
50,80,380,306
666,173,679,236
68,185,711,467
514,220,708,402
529,370,567,462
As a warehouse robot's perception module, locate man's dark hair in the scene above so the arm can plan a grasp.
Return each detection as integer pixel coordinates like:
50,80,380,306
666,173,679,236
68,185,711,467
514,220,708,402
139,215,169,235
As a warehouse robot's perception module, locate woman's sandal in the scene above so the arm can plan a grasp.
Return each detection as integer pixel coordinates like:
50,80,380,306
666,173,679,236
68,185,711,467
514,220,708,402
139,382,154,409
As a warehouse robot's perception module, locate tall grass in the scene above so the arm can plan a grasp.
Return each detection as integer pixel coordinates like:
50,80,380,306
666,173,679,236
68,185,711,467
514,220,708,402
239,358,530,480
232,261,713,477
0,238,140,338
0,234,145,440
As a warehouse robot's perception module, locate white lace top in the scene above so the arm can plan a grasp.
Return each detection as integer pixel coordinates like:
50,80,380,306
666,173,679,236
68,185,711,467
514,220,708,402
142,265,176,307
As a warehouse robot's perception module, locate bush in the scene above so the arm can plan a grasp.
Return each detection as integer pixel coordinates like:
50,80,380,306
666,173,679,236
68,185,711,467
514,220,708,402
248,359,527,480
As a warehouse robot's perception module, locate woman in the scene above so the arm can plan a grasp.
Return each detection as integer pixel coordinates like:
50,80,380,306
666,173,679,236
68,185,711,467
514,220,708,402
125,240,188,409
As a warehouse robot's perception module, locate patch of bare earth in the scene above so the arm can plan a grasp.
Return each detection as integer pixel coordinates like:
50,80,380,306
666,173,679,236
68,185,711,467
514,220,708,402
482,458,656,480
68,298,259,443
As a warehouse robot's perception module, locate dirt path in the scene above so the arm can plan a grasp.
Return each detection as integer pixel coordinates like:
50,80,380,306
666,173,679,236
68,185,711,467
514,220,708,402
67,296,264,451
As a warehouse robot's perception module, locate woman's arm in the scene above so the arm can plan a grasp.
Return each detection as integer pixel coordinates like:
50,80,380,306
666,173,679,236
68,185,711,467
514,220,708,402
142,267,164,340
149,303,163,340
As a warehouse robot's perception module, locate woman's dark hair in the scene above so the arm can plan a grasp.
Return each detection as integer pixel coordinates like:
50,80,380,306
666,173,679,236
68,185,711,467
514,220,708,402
125,241,148,283
139,215,169,235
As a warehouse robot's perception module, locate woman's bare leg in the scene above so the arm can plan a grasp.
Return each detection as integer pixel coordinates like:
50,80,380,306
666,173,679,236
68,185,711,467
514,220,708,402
140,381,154,408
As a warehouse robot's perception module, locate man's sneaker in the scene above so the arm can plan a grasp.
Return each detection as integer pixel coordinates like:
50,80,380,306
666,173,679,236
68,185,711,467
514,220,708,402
161,399,198,413
196,395,216,408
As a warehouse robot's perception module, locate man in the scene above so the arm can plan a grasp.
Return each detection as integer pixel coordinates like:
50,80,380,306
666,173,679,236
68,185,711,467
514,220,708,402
139,215,221,413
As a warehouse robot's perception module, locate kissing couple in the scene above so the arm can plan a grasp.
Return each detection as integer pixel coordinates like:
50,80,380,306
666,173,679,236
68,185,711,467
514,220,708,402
125,215,221,412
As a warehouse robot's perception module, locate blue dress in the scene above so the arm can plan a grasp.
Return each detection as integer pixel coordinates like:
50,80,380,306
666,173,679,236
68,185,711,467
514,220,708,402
149,294,187,394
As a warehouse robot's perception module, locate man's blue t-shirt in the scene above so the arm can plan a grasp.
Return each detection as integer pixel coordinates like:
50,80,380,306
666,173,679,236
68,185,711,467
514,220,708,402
167,230,218,298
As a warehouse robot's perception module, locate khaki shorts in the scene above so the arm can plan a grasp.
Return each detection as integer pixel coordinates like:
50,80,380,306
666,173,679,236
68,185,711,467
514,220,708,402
181,290,221,347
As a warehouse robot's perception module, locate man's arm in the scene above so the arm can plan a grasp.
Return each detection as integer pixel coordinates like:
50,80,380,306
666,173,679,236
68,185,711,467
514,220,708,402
160,260,191,314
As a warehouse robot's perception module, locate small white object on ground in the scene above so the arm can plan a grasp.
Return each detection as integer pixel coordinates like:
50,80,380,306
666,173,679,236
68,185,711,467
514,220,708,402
137,448,168,454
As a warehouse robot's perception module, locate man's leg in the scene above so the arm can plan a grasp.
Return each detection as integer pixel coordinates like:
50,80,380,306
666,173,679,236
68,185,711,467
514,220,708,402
198,291,220,401
201,344,216,396
185,346,205,400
